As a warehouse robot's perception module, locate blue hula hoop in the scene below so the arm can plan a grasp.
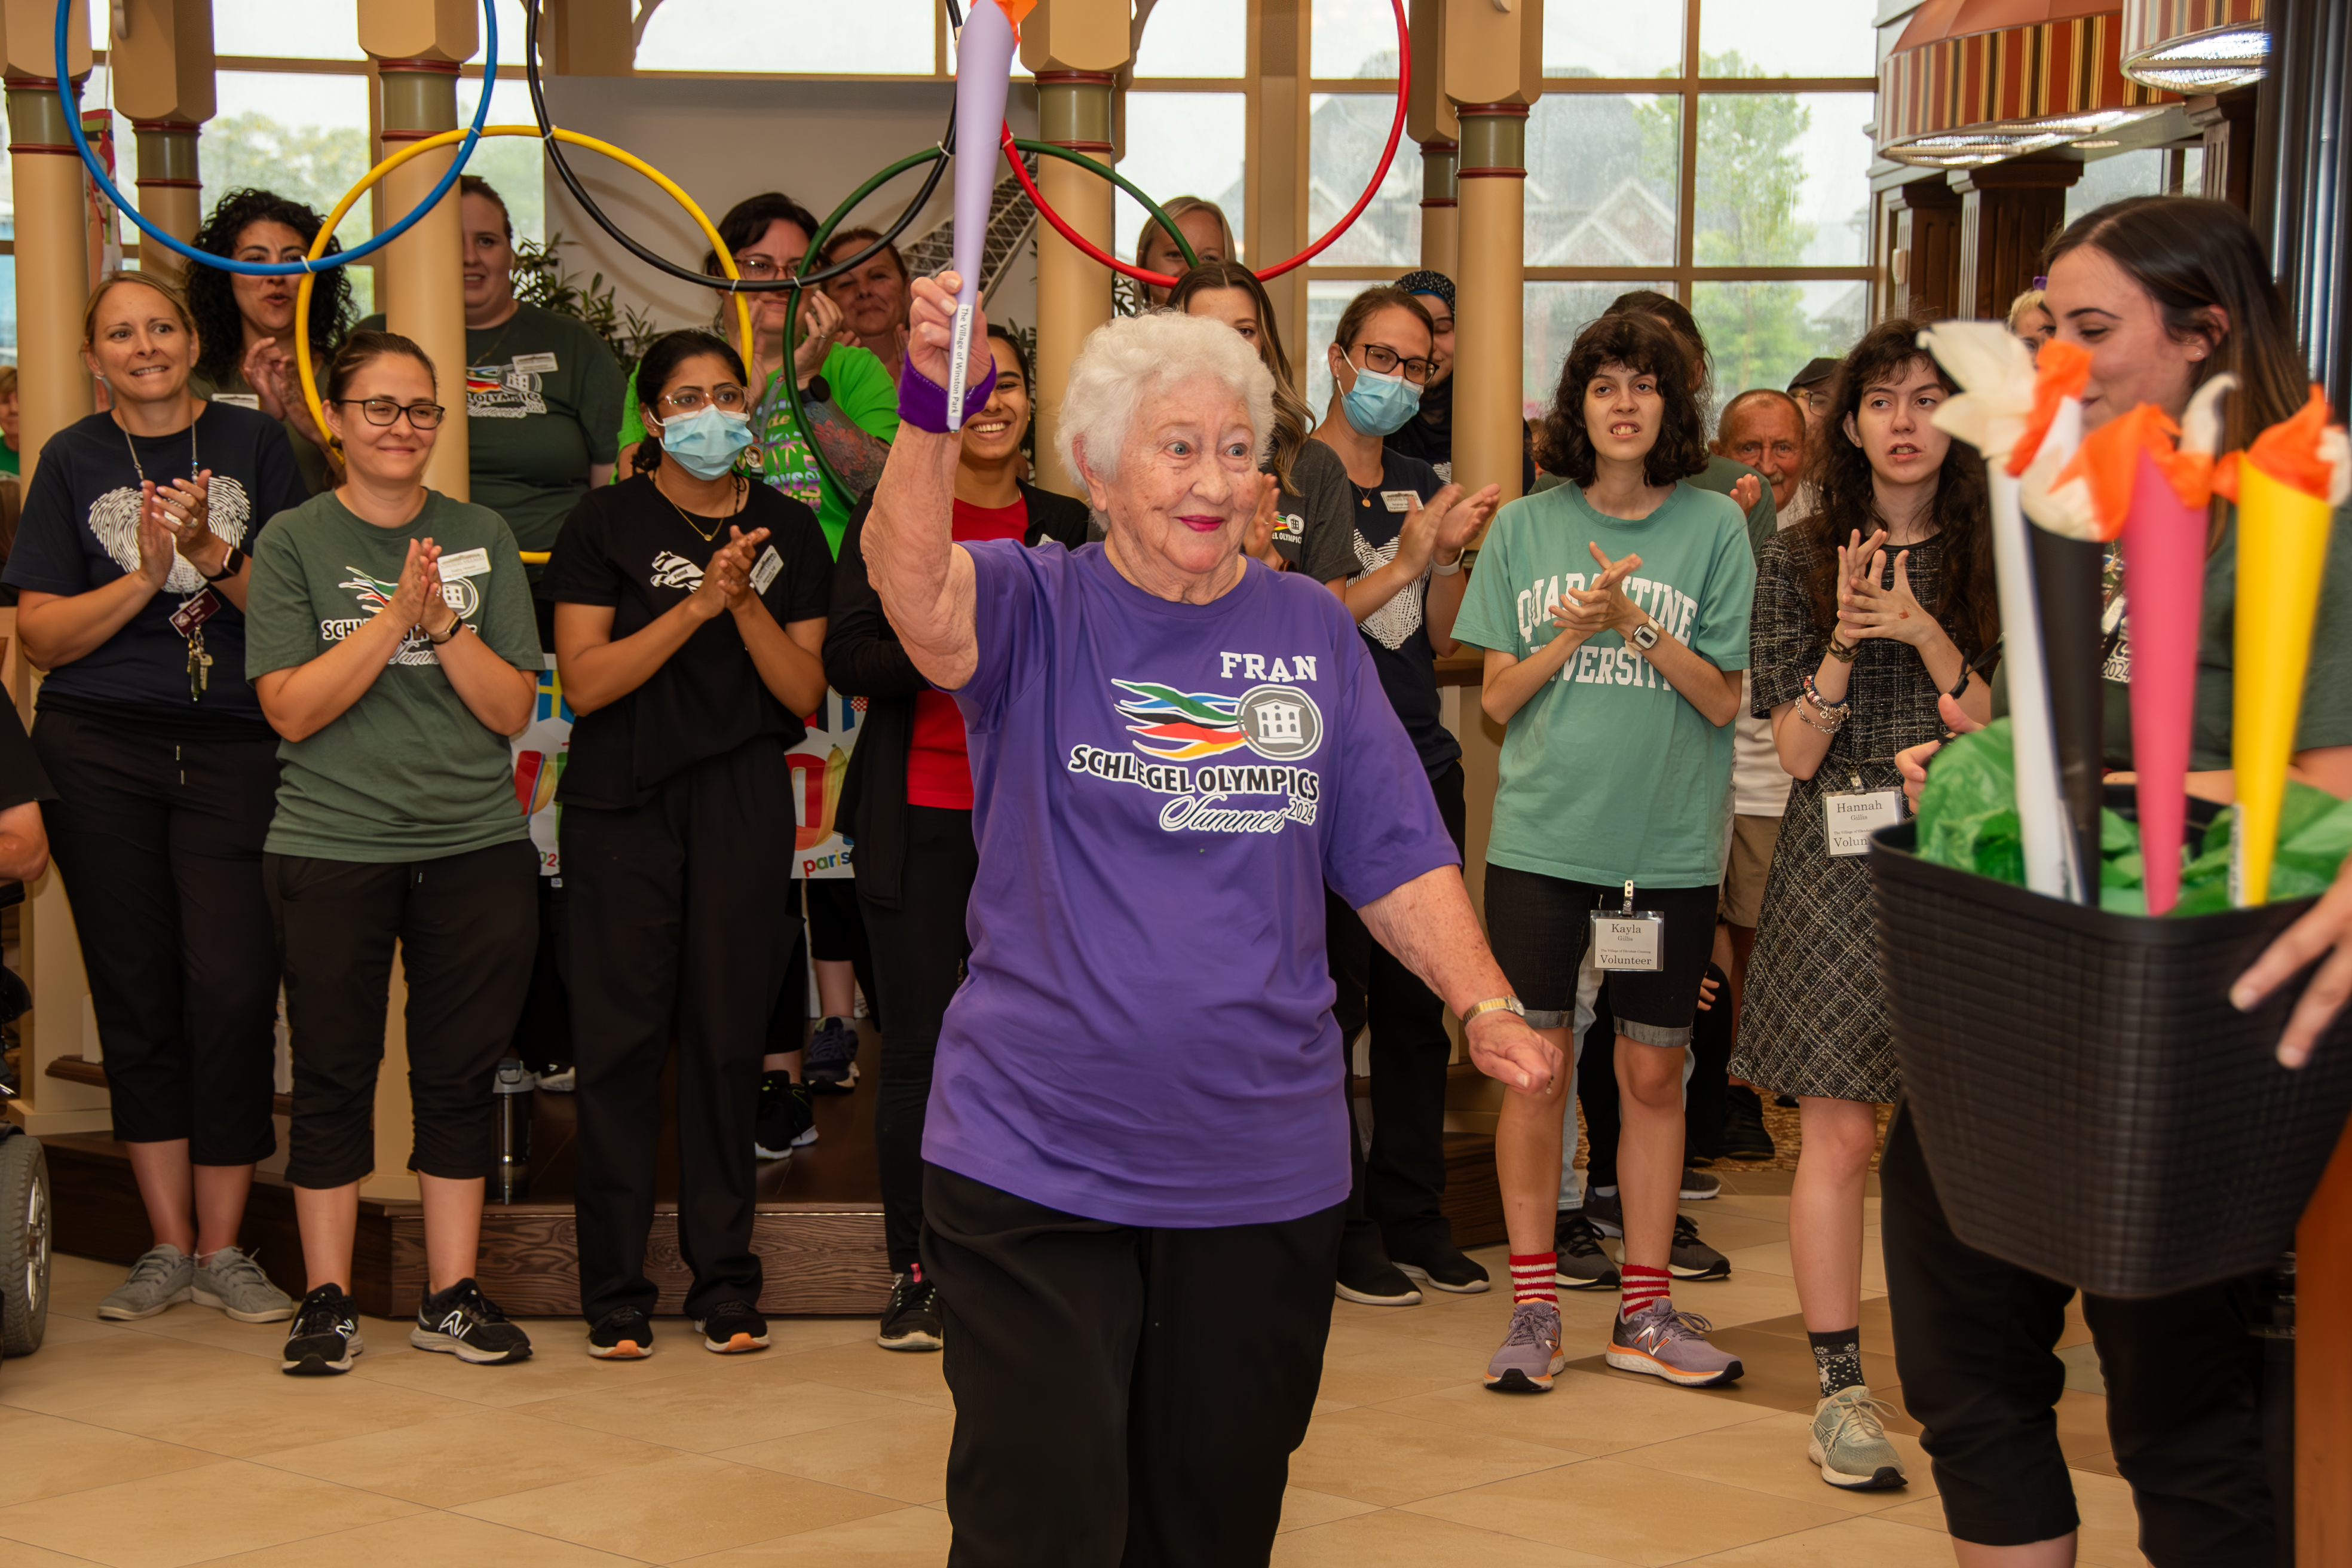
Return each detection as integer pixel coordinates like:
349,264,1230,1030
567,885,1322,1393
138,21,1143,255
55,0,496,275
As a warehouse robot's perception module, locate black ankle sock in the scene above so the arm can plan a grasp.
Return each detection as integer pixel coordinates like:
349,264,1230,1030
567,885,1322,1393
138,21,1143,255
1808,1328,1863,1397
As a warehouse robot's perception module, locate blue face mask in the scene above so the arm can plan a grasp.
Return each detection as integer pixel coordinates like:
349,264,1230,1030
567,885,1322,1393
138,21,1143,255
659,406,754,480
1341,359,1422,437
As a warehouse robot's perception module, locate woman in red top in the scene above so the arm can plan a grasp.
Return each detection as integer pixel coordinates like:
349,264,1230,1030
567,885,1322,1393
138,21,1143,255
824,326,1089,1351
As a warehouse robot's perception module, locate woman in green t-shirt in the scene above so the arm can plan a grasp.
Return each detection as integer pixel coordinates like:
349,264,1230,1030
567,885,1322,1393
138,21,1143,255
246,330,546,1378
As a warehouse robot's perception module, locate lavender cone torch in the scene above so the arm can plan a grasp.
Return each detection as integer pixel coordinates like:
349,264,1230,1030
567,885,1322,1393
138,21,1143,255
947,0,1022,428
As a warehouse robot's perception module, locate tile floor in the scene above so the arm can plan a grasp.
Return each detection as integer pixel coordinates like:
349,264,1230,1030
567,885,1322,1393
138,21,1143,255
0,1177,2148,1567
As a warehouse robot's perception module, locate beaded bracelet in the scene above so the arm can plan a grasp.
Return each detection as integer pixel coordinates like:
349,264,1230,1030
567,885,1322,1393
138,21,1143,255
1802,672,1851,712
1798,672,1851,735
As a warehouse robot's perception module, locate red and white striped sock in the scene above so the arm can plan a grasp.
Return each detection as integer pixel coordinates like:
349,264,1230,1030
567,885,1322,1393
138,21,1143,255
1508,1253,1557,1304
1621,1262,1671,1318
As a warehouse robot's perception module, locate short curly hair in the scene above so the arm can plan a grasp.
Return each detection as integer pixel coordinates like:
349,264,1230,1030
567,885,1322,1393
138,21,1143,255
1056,311,1273,485
1532,312,1708,488
185,189,352,388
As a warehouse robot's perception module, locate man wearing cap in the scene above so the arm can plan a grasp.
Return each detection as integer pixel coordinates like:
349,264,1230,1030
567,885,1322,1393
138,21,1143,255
1787,357,1840,448
1383,270,1538,494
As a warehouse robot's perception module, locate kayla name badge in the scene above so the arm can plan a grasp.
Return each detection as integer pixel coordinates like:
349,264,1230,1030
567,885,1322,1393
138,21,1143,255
1825,779,1903,857
1591,881,1664,972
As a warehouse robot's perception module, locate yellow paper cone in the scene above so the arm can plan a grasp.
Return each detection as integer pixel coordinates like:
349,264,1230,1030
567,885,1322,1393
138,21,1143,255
2232,461,2335,904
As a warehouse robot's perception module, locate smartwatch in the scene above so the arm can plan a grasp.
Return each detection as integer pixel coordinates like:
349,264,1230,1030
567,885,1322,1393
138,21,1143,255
201,545,246,583
426,615,465,647
1628,615,1661,653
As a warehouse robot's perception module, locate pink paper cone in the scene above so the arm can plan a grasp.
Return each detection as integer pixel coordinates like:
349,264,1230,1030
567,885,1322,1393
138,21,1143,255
2120,446,2205,914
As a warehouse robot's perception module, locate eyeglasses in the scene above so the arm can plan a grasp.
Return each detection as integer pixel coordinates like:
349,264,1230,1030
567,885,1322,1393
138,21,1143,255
659,385,751,414
334,399,446,429
1352,342,1435,385
733,255,797,281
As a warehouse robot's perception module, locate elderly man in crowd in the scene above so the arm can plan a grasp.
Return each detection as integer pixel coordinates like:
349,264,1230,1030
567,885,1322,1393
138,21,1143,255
862,272,1558,1567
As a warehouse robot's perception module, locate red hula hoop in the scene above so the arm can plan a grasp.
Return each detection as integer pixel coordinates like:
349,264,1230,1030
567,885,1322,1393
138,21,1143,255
1000,0,1409,287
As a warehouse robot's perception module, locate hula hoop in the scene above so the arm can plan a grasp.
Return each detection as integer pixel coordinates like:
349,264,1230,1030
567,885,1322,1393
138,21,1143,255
56,0,496,275
293,125,756,485
1006,0,1409,286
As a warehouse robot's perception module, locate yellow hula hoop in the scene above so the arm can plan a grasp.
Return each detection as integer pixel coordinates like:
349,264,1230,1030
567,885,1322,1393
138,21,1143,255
295,124,757,566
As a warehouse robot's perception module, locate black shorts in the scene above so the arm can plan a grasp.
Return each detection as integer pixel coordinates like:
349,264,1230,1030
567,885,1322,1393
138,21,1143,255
1482,866,1717,1049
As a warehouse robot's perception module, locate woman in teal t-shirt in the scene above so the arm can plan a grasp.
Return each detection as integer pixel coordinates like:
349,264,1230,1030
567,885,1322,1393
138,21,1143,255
1451,310,1751,1396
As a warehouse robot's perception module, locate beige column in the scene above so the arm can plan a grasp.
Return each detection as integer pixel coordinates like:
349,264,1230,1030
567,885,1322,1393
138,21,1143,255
362,0,473,500
1446,0,1541,513
546,0,636,76
1407,0,1457,278
1022,0,1129,497
0,0,103,1137
1245,0,1309,363
1419,140,1458,278
111,0,217,298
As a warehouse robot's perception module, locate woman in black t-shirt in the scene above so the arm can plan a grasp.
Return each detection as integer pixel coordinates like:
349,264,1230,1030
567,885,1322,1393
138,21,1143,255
4,271,307,1327
546,329,832,1361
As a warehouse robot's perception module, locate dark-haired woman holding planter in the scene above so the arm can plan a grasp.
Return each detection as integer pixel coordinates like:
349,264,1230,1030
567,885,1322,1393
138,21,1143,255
1451,311,1753,1395
549,329,834,1362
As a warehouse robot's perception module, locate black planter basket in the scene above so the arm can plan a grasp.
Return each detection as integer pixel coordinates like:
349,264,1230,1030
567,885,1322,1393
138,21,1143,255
1870,791,2352,1298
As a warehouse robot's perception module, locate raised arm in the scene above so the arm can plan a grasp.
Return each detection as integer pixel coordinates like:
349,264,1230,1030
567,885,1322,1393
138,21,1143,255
862,272,992,693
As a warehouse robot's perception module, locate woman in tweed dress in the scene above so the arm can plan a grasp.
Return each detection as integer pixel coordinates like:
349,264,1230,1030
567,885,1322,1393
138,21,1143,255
1729,318,1998,1491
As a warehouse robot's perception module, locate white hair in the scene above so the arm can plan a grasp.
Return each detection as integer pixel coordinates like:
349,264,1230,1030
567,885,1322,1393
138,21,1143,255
1054,310,1276,485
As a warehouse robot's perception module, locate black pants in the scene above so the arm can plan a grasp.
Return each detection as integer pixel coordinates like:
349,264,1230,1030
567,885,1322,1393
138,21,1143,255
1881,1108,2276,1564
859,804,978,1275
34,708,281,1165
267,840,538,1188
566,742,795,1322
1328,761,1465,1252
787,874,881,1031
510,871,571,1074
1578,966,1732,1189
923,1164,1343,1567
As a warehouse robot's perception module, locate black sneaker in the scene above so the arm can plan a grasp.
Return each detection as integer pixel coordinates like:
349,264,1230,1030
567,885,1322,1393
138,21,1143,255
1668,1214,1732,1281
1390,1239,1492,1294
1583,1187,1624,1238
1680,1168,1722,1200
696,1299,771,1353
1552,1210,1621,1291
587,1306,656,1360
281,1283,365,1376
411,1278,533,1365
877,1272,943,1351
755,1071,818,1159
804,1016,859,1092
1335,1224,1422,1306
1722,1087,1777,1160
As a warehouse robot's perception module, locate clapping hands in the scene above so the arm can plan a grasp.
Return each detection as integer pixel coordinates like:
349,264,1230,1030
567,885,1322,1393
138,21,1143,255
1551,541,1643,643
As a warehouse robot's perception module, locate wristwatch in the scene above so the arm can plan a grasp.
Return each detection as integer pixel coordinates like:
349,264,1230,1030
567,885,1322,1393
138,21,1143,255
426,615,465,646
201,545,246,583
1628,615,1661,653
803,374,832,405
1462,996,1526,1026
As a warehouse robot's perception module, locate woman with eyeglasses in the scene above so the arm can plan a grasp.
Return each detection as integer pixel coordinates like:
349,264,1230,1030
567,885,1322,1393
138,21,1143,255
244,329,545,1376
549,330,834,1359
5,271,307,1330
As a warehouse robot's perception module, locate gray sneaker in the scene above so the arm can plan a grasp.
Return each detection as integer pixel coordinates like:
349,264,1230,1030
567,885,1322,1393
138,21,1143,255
192,1245,296,1324
1483,1300,1566,1394
1809,1386,1908,1490
97,1244,194,1321
1552,1210,1620,1291
1668,1214,1731,1281
1605,1301,1744,1388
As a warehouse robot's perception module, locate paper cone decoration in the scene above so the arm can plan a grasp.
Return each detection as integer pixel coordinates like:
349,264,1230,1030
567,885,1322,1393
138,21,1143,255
1920,323,2080,899
945,0,1028,427
2220,387,2351,904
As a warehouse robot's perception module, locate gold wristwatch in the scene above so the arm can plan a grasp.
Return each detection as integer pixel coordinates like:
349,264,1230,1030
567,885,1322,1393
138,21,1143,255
1462,996,1526,1026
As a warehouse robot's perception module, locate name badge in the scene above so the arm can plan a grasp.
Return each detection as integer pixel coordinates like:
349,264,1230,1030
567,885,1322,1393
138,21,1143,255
1590,910,1665,972
511,352,559,374
750,544,783,595
209,393,261,410
1380,489,1417,512
439,547,492,580
169,588,221,638
1825,788,1903,857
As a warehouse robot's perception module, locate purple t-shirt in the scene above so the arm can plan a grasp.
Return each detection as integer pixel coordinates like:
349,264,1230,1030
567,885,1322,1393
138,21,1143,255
926,540,1459,1227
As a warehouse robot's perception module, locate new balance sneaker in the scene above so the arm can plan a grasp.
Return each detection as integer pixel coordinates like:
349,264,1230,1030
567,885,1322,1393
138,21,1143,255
697,1300,770,1353
192,1245,295,1323
754,1071,818,1159
804,1016,859,1092
1391,1239,1492,1295
97,1243,194,1321
1582,1187,1624,1239
281,1284,364,1376
1679,1168,1722,1200
878,1272,943,1351
411,1278,533,1365
1809,1386,1909,1490
1484,1300,1566,1393
1605,1301,1744,1388
1552,1210,1621,1291
1668,1214,1732,1281
587,1306,656,1360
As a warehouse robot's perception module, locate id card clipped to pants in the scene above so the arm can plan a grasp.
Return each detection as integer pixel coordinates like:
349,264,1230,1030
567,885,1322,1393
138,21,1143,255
1591,880,1664,972
1824,772,1903,857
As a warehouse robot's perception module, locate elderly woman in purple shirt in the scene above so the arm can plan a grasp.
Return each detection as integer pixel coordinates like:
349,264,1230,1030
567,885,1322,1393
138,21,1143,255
863,274,1557,1566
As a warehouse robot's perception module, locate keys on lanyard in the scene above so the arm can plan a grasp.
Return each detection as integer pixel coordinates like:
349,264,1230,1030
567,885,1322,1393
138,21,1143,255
1591,880,1665,972
187,631,214,700
170,589,222,703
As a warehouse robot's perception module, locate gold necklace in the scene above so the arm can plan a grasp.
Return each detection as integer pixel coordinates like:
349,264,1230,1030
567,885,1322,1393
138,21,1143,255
655,471,743,543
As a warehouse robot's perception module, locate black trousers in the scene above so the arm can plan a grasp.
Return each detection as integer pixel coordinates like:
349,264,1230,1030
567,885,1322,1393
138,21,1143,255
267,840,538,1188
510,871,572,1074
1328,761,1465,1252
859,804,978,1275
34,707,281,1165
922,1164,1343,1567
566,742,795,1322
1881,1108,2276,1564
